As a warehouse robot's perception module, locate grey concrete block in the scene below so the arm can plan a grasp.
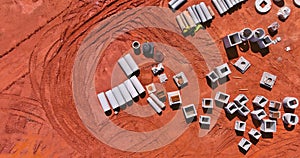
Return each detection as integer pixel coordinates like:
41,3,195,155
173,72,188,89
258,35,273,49
182,104,198,122
260,119,276,133
132,41,141,55
250,28,265,42
225,102,238,114
251,109,267,120
199,115,211,129
206,71,219,83
269,110,281,119
238,105,250,117
223,32,242,48
253,95,269,108
234,94,249,107
260,72,277,90
234,56,251,74
248,128,261,140
97,92,111,113
269,100,282,110
214,63,232,79
235,120,246,131
238,138,252,152
200,2,213,21
215,91,230,105
168,91,182,107
202,98,214,109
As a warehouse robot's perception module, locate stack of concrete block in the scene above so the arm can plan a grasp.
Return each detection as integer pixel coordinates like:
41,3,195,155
269,100,281,119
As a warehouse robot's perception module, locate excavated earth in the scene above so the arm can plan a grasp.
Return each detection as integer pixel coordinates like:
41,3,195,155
1,0,300,157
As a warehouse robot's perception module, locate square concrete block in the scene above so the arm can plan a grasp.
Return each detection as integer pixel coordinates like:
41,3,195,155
235,120,246,131
260,72,277,90
258,35,273,49
238,138,252,152
182,104,197,122
206,71,219,83
202,98,214,109
260,119,276,133
199,115,211,129
234,56,251,74
269,110,281,119
234,94,249,107
251,109,267,120
253,95,268,108
269,100,282,110
214,63,232,79
225,102,238,114
223,32,242,48
167,91,182,106
238,106,250,117
248,128,261,140
215,91,230,105
173,72,188,89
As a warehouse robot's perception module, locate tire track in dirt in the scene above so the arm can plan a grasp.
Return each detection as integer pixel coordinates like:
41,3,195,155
37,1,165,156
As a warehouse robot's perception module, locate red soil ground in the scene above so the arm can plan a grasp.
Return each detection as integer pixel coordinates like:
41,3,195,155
1,0,300,157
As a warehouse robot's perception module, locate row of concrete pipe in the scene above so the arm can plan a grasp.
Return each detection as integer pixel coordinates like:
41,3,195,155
212,0,246,15
176,2,215,34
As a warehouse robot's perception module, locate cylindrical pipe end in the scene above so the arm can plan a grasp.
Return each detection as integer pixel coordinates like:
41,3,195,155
132,41,141,55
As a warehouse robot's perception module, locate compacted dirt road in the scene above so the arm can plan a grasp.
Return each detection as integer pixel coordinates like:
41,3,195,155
1,0,300,157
